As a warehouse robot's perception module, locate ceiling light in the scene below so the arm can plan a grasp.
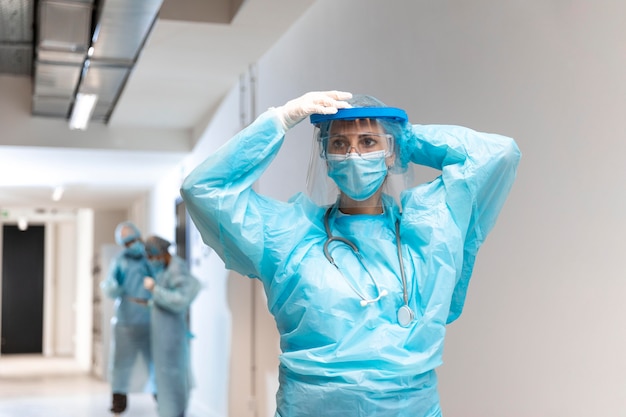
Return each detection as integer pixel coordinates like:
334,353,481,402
17,216,28,231
69,93,98,130
52,186,65,202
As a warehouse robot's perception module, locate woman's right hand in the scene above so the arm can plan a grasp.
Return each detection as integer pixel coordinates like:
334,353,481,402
276,90,352,130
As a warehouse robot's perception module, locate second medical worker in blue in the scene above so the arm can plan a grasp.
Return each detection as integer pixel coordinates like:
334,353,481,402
143,235,201,417
180,91,521,416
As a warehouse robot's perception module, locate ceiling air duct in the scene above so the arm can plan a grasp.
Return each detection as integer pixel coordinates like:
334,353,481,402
32,0,164,128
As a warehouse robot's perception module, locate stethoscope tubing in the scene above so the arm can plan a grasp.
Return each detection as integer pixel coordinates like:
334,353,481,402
322,206,410,311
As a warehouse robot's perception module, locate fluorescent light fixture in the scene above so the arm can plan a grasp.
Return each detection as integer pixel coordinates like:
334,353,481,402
52,185,65,202
69,93,98,130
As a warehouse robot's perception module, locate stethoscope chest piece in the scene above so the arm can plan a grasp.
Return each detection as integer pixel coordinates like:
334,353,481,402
397,305,414,327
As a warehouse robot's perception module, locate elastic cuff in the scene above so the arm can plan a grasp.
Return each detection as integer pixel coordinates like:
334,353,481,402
267,106,290,133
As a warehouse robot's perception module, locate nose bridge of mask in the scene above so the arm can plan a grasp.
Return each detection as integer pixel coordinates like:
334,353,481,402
327,149,388,162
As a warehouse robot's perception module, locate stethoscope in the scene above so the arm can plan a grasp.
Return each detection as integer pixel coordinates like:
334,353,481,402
323,207,415,327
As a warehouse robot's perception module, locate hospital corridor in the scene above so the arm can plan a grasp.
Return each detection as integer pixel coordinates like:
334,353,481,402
0,355,160,417
1,0,625,416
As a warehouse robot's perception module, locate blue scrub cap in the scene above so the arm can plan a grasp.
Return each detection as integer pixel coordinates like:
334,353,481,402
114,221,141,245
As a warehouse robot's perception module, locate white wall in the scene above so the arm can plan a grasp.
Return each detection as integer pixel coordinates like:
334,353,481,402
147,165,186,242
151,1,626,416
74,209,94,370
257,1,626,416
148,86,246,416
52,221,77,356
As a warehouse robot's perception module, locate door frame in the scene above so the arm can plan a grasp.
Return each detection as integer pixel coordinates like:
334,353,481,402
0,209,93,370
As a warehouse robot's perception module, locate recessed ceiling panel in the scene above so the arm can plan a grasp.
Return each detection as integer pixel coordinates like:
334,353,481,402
159,0,237,24
38,0,92,52
0,44,32,75
0,0,34,41
0,0,34,76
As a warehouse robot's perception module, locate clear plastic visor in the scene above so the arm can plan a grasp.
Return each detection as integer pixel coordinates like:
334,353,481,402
307,118,414,208
320,119,394,159
325,133,394,160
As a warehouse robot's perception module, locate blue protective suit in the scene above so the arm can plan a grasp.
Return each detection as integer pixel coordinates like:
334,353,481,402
150,255,201,417
180,108,521,417
101,250,154,393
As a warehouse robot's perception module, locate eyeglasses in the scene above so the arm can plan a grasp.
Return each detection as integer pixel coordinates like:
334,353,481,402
323,133,393,159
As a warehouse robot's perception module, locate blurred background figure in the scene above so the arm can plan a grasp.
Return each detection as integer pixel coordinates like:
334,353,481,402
143,235,201,417
100,221,155,417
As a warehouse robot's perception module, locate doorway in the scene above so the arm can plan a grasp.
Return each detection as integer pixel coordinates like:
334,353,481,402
1,224,45,354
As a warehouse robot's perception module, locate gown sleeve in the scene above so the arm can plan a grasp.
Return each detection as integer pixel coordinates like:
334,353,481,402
152,258,201,313
404,124,521,323
100,257,124,299
180,109,305,281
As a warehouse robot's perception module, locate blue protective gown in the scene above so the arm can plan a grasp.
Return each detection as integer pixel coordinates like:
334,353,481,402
101,250,154,393
180,108,521,417
150,256,201,417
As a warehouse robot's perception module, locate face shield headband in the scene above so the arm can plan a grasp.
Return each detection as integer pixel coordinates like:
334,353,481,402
310,107,408,127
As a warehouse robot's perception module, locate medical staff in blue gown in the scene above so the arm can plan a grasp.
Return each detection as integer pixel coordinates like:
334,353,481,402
100,221,154,416
143,235,201,417
180,91,521,417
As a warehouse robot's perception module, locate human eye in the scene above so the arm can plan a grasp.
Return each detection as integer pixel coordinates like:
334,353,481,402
359,134,383,151
328,136,349,154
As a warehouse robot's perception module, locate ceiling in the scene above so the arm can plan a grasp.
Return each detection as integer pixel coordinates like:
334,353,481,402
0,0,315,214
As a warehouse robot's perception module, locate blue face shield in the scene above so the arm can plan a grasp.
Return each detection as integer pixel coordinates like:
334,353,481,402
307,104,409,207
310,107,408,125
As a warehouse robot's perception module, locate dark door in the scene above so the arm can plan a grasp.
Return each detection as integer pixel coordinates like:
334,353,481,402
1,224,45,354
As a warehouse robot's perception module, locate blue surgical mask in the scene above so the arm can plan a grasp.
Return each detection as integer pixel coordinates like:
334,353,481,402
124,240,145,258
327,151,388,201
149,259,166,275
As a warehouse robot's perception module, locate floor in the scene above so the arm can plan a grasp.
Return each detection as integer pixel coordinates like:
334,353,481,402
0,355,159,417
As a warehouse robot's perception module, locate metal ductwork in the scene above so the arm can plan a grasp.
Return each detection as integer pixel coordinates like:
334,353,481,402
0,0,35,76
32,0,163,125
